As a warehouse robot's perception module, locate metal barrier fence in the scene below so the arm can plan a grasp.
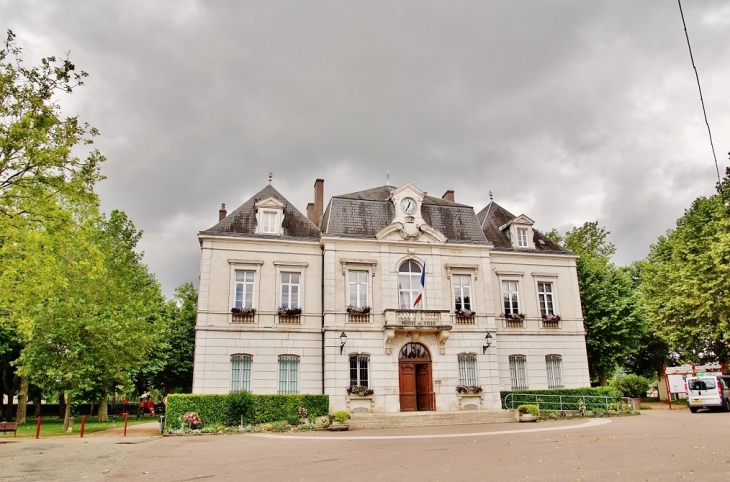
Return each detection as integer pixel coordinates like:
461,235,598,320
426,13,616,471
503,393,634,412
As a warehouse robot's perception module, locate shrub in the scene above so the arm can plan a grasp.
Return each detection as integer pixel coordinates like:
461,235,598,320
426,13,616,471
225,391,255,426
334,410,349,423
165,393,329,430
611,375,651,399
517,404,539,416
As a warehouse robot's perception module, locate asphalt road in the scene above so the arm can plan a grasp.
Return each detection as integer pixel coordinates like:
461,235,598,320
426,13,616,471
1,408,728,481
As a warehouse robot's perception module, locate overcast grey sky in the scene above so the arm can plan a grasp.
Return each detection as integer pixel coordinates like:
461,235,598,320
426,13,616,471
2,1,728,297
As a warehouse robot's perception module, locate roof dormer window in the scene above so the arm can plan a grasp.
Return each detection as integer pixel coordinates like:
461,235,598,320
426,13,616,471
262,211,278,233
255,197,286,235
499,214,535,250
517,228,528,247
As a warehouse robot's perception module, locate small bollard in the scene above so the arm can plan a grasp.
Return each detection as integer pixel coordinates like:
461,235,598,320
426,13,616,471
123,412,129,437
159,415,165,434
35,416,42,439
80,415,86,438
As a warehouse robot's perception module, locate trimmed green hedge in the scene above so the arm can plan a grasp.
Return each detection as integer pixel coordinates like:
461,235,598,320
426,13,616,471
165,393,329,430
501,387,622,411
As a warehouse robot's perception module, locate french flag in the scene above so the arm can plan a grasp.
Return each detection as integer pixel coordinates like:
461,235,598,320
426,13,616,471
413,262,426,308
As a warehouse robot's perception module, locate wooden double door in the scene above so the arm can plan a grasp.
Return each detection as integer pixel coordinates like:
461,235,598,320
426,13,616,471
398,360,434,411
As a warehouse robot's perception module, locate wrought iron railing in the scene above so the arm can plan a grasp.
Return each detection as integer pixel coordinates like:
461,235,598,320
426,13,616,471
503,393,632,412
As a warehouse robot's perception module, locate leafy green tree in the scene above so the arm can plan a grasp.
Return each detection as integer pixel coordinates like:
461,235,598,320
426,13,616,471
140,283,197,395
0,30,104,221
561,222,644,385
640,169,730,364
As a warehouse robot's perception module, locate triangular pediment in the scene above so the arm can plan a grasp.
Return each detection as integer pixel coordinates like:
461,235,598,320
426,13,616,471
254,196,287,210
389,182,426,201
499,214,534,231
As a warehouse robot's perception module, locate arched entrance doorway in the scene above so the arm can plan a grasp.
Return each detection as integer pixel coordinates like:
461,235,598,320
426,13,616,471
398,342,434,411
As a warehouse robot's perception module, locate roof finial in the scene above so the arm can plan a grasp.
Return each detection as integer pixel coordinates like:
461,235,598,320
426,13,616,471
489,190,493,201
386,170,390,186
268,172,273,184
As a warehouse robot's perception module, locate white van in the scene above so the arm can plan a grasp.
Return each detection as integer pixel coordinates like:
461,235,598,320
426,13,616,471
686,374,730,413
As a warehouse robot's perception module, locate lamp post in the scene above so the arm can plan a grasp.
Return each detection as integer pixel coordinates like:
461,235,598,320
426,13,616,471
482,332,493,354
340,332,347,355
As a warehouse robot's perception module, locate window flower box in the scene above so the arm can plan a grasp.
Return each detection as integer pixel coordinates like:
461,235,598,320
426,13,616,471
455,385,482,394
456,386,483,410
455,308,476,324
277,307,302,316
541,313,561,328
346,305,371,314
503,312,525,328
231,307,256,323
231,307,256,315
346,387,375,413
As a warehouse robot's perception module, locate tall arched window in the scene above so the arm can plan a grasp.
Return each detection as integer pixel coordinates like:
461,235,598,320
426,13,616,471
398,260,422,309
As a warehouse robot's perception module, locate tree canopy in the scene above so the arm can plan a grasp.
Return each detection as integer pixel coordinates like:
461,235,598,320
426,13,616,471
640,168,730,364
549,222,644,384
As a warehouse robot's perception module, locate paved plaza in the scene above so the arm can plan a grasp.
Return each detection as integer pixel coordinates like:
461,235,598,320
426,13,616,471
1,408,729,481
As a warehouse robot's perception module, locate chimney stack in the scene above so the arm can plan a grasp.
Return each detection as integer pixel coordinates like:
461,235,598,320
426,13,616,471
219,203,227,221
306,202,315,224
441,190,454,202
314,179,324,226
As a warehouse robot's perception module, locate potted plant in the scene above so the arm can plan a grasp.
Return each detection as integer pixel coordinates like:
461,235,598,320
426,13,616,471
327,410,350,431
517,404,539,422
611,374,650,409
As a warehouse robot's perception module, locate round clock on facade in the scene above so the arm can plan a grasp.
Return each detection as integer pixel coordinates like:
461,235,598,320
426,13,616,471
401,197,417,214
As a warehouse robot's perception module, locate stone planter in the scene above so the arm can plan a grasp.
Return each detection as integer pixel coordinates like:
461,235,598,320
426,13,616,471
347,395,374,414
519,414,538,423
629,398,641,409
327,423,350,431
457,393,483,410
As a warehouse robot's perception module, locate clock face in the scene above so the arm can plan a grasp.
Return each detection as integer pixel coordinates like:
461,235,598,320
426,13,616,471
401,197,417,214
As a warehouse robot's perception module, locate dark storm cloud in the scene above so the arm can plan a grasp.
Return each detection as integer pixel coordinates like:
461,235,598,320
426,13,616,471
2,1,728,295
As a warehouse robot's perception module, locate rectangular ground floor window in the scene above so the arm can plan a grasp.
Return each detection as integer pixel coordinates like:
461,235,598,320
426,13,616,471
278,355,299,394
230,354,252,392
546,354,563,388
509,355,528,389
458,354,478,386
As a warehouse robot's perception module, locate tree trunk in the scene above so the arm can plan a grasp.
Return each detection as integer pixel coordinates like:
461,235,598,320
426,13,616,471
98,391,109,422
15,376,28,424
63,392,72,432
58,393,65,418
599,374,608,386
34,393,42,417
90,401,95,418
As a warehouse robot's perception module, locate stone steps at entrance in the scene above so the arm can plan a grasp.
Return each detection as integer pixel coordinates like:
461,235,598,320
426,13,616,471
348,410,516,429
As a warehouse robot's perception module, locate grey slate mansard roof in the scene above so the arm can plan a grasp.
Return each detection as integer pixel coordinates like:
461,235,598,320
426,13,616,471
321,185,489,244
200,184,321,241
476,201,571,254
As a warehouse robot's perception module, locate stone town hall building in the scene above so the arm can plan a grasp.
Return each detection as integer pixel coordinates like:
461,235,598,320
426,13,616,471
193,179,590,413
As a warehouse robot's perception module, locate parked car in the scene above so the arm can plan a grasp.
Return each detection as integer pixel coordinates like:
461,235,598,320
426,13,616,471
686,374,730,413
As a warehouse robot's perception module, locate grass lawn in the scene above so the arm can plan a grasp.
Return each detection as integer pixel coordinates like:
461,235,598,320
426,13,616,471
1,416,157,438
